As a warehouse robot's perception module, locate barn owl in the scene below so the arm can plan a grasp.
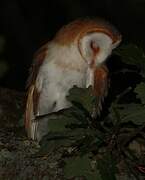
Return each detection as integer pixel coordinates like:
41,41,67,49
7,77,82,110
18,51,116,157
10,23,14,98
25,18,122,141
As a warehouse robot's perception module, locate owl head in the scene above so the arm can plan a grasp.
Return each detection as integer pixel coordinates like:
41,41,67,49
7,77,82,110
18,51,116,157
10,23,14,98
54,18,122,67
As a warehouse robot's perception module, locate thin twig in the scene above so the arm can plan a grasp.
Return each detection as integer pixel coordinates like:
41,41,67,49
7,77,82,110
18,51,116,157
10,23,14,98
115,87,132,104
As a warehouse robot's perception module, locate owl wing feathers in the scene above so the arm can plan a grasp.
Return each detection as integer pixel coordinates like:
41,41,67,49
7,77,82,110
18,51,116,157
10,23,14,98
26,43,49,87
25,43,49,139
92,65,109,117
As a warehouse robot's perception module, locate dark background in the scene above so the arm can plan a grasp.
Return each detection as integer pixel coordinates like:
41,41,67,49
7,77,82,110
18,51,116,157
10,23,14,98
0,0,145,91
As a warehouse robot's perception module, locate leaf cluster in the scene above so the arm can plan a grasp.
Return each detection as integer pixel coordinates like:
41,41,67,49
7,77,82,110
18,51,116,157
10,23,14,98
38,44,145,180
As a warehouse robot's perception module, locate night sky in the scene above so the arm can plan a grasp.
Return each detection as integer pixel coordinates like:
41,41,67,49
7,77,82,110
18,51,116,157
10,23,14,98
0,0,145,90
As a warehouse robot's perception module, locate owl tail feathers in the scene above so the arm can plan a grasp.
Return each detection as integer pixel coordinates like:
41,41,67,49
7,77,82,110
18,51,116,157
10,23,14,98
31,121,39,140
25,118,39,141
25,86,39,141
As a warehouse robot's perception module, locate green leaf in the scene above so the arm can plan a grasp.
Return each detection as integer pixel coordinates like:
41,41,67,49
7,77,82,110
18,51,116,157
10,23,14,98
78,135,104,156
67,86,94,113
134,82,145,105
36,107,87,133
114,44,145,77
41,136,70,152
114,44,145,67
64,154,102,180
110,103,145,125
38,132,73,155
39,128,97,154
97,152,117,180
46,113,76,132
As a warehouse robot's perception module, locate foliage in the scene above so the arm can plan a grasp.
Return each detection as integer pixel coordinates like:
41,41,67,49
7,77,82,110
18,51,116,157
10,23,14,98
64,154,102,180
37,43,145,180
114,44,145,77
